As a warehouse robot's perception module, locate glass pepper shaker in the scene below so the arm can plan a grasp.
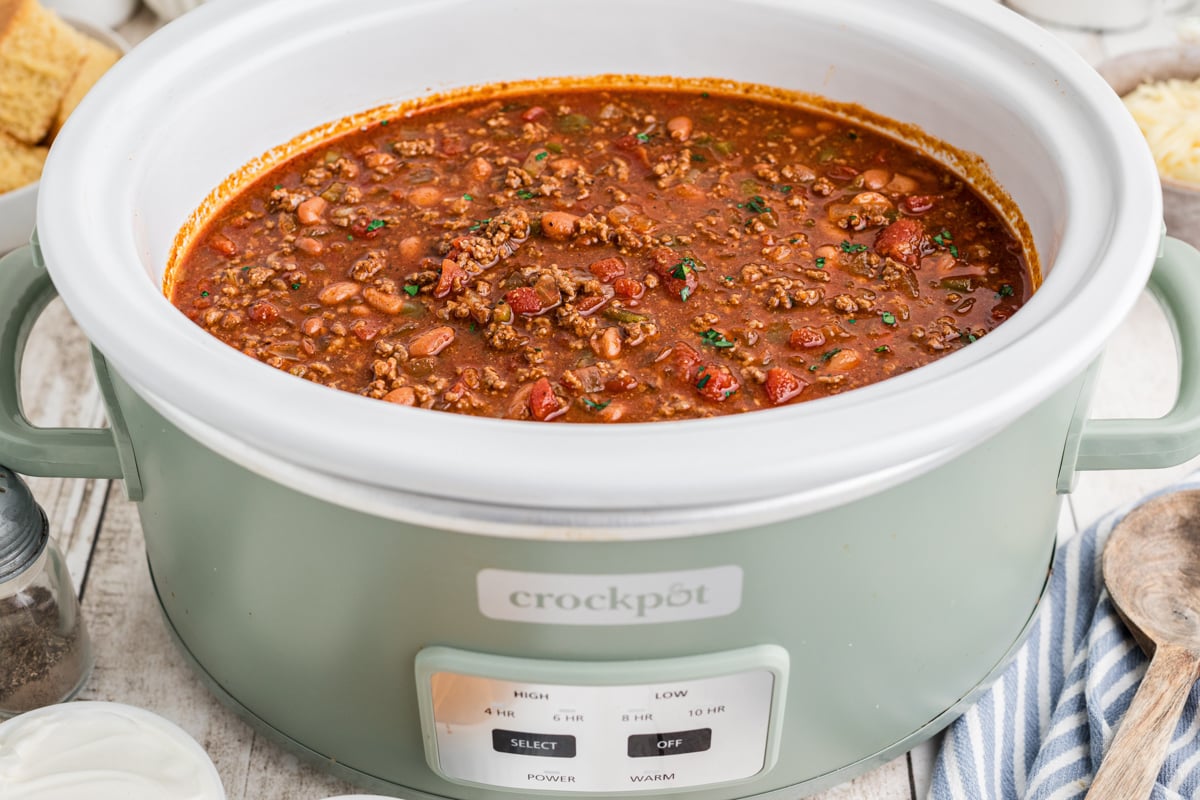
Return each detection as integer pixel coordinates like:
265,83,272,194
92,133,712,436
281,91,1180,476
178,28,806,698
0,466,94,719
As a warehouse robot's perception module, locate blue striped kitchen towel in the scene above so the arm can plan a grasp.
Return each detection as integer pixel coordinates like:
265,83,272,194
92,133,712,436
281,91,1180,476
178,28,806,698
931,479,1200,800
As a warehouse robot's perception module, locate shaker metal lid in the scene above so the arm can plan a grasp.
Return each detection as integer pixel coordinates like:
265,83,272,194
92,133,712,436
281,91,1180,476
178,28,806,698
0,466,49,585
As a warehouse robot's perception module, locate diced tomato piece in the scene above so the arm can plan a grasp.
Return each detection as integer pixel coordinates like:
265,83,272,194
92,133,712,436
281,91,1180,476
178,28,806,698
789,326,825,349
613,277,644,299
695,364,740,402
902,195,937,215
529,377,566,421
575,295,609,316
612,135,651,166
434,259,467,298
588,257,626,282
650,247,699,301
520,106,547,122
875,218,927,266
350,319,382,341
669,343,703,380
506,287,544,315
351,217,384,240
248,301,278,324
764,367,806,405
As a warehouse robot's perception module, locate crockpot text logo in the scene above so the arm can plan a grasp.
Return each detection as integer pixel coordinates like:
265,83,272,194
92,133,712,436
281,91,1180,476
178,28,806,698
476,567,743,625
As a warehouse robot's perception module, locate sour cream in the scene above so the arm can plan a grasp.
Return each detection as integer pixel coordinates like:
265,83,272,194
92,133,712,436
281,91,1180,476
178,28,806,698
0,702,225,800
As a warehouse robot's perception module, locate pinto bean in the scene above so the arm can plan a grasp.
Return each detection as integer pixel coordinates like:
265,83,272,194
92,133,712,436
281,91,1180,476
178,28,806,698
398,235,424,263
541,211,579,240
409,186,442,207
592,327,623,360
208,232,237,257
465,157,493,182
667,115,693,141
295,236,324,256
364,287,404,315
409,326,456,357
383,387,416,405
318,281,361,306
861,169,890,191
828,349,862,372
297,196,328,225
887,173,919,194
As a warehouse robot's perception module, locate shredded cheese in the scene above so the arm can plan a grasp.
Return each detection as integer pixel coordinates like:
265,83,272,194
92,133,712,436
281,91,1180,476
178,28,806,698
1123,77,1200,186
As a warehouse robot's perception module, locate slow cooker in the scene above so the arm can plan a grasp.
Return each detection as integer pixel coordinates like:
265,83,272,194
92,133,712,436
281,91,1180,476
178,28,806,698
4,0,1200,797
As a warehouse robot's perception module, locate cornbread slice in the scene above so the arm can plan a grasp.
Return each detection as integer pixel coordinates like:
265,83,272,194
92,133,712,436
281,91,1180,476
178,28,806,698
0,0,85,143
48,29,120,140
0,129,47,192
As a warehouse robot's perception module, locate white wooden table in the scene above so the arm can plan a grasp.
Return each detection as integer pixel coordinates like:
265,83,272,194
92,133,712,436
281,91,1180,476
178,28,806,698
13,3,1199,798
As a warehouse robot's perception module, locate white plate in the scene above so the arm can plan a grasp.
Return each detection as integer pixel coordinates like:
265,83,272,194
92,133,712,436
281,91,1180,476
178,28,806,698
0,701,226,799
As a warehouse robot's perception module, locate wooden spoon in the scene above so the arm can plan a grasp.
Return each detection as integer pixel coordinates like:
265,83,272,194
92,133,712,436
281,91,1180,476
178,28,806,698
1086,490,1200,799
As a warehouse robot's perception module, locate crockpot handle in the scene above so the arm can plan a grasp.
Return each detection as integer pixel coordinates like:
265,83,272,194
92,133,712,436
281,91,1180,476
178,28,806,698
0,245,125,479
1072,236,1200,472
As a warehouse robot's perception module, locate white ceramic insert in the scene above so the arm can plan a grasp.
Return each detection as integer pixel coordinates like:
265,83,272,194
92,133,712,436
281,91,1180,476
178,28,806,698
36,0,1160,521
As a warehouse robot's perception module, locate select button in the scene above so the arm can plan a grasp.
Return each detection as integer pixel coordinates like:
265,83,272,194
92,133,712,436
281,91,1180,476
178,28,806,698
492,729,577,758
628,728,712,758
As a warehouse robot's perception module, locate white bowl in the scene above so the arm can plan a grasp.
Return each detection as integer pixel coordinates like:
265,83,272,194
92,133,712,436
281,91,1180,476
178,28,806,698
1097,45,1200,250
0,701,226,799
0,17,129,256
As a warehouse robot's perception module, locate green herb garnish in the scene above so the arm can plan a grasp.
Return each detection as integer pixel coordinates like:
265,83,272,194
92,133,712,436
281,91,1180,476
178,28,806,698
933,229,953,246
636,132,652,143
672,257,697,280
691,153,706,162
291,283,300,290
200,291,209,297
583,397,612,411
738,195,771,215
516,189,536,200
821,348,843,361
680,286,692,302
696,366,711,390
366,219,386,232
700,329,734,349
815,257,826,269
998,284,1015,297
534,151,548,161
463,194,473,201
949,244,959,258
840,241,868,254
404,285,420,296
273,184,282,191
468,218,493,232
875,345,890,353
881,312,897,326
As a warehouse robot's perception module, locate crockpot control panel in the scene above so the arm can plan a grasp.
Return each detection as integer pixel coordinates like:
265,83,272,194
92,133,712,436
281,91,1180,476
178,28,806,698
414,645,788,794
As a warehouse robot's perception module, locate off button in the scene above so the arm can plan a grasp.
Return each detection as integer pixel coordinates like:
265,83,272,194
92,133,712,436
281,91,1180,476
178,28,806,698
492,729,577,758
628,728,712,758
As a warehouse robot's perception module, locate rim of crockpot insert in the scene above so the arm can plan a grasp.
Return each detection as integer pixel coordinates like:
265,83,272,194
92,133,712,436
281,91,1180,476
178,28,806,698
37,0,1162,512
